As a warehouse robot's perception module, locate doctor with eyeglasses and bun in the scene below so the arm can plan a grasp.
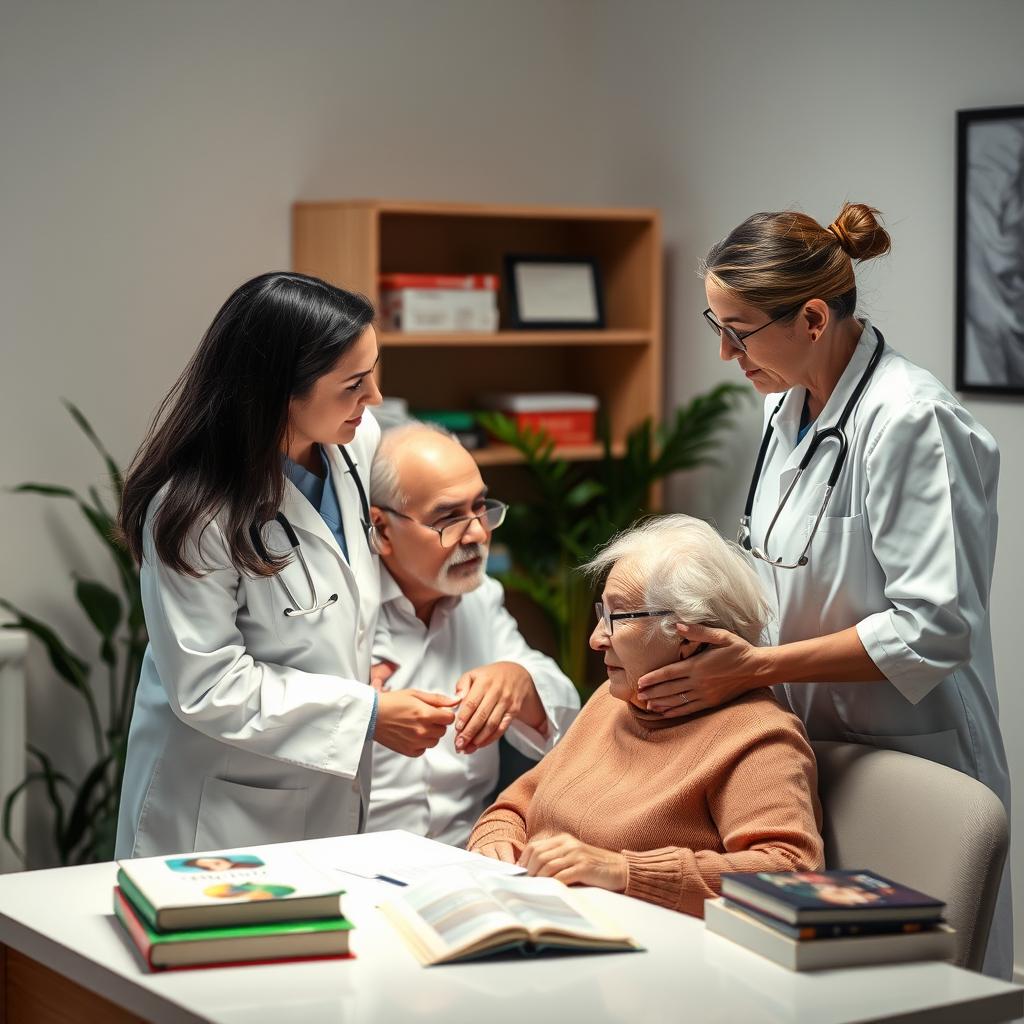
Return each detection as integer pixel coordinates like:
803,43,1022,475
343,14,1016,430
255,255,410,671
115,273,458,861
635,203,1012,978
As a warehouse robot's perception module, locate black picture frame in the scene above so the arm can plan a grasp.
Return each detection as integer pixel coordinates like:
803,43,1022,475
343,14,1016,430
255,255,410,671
955,104,1024,396
503,254,605,330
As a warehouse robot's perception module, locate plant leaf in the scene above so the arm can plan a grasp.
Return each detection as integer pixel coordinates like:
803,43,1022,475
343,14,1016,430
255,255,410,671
74,579,122,640
62,755,114,864
10,483,78,499
1,773,44,864
0,601,90,693
63,400,124,500
74,579,122,666
26,745,74,863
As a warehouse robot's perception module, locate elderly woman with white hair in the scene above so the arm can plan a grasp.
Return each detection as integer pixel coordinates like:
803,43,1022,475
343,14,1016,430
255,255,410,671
468,515,824,915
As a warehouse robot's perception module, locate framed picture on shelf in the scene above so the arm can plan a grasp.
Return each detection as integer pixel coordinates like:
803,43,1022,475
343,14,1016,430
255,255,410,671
956,104,1024,395
504,255,605,329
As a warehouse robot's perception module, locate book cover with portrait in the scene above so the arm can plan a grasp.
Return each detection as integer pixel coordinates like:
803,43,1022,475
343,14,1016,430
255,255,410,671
116,846,345,931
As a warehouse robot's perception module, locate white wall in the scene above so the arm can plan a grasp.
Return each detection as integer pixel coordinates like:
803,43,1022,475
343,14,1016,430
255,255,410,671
0,0,607,864
3,0,1023,975
592,0,1024,973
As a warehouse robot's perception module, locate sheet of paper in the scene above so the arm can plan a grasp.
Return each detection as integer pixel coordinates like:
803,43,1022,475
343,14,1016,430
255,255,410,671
306,830,525,885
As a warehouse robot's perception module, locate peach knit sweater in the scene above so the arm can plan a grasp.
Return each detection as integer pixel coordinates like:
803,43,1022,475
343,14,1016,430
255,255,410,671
468,684,824,916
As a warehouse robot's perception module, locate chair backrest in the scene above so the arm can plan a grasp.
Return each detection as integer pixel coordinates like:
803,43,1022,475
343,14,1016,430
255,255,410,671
812,741,1008,971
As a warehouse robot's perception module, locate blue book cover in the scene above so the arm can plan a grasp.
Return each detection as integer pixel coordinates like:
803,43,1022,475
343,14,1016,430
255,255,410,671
720,870,945,925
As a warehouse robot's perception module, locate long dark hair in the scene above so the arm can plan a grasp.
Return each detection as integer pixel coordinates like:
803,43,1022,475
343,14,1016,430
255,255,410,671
119,272,375,577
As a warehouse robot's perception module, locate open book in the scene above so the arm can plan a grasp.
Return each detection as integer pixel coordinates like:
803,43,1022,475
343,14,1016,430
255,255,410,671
379,867,642,965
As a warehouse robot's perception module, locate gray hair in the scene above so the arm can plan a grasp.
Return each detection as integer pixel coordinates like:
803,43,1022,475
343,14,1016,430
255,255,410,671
369,420,459,510
581,514,770,645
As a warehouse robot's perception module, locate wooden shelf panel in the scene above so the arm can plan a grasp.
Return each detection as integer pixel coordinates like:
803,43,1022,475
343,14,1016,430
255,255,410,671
472,442,624,467
299,199,658,222
379,330,651,348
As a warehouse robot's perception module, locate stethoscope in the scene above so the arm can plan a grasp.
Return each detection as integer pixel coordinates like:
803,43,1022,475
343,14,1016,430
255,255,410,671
250,446,371,617
737,329,886,569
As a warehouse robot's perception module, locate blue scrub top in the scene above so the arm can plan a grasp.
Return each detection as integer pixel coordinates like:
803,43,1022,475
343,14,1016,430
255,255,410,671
282,446,349,562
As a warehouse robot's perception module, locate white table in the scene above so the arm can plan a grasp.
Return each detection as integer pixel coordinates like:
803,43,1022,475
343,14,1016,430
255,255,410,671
0,832,1021,1024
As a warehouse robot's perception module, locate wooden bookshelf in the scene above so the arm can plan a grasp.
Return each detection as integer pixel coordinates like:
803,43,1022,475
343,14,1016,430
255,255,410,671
291,200,662,469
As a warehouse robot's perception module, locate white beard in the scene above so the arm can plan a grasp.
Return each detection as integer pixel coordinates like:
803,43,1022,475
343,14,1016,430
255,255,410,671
432,543,487,596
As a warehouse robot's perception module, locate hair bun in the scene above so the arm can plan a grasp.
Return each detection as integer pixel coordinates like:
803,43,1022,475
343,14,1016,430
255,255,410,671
828,202,891,261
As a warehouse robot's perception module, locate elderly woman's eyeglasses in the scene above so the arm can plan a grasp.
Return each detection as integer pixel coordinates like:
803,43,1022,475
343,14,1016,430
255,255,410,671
702,301,806,354
594,601,673,637
377,498,507,549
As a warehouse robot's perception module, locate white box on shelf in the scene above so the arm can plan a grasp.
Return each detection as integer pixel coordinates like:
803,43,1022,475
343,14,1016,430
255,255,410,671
379,274,499,333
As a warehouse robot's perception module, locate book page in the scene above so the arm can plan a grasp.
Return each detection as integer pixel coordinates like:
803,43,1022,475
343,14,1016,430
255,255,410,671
313,829,525,884
479,875,625,942
398,868,523,955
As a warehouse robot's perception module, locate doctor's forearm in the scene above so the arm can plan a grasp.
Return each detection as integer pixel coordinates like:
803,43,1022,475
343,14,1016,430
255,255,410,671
759,627,886,686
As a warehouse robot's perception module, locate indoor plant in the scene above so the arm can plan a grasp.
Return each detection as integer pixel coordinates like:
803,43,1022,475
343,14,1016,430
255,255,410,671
477,382,748,695
1,403,146,865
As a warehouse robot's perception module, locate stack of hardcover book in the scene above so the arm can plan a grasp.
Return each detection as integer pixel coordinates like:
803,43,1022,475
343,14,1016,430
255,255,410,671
706,870,956,971
114,846,353,971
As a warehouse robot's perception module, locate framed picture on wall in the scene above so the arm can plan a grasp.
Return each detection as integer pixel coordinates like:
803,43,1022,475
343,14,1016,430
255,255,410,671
956,104,1024,395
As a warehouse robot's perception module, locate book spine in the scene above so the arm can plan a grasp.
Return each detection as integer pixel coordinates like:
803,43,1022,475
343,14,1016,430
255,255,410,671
117,869,163,932
156,952,355,973
722,899,929,940
114,887,155,970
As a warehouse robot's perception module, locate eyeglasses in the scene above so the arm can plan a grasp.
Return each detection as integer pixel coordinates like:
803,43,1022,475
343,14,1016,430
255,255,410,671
702,300,807,354
377,498,507,549
594,601,673,637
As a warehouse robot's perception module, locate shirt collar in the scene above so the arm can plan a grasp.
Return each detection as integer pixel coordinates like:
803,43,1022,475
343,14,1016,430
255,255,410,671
772,318,878,448
379,564,464,621
282,446,329,495
813,318,879,427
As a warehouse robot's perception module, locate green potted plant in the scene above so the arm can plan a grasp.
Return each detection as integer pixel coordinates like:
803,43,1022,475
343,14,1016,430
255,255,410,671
478,382,748,695
1,403,147,865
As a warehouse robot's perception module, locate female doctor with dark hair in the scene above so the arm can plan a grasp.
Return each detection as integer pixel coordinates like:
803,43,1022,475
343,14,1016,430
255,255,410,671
115,272,458,859
636,204,1012,978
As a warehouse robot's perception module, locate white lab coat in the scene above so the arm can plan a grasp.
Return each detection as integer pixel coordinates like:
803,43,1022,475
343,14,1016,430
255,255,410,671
748,321,1012,978
115,412,382,859
365,570,581,847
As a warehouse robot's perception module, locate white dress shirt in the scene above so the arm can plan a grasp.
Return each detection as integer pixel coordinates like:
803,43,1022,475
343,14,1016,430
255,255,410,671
366,568,580,848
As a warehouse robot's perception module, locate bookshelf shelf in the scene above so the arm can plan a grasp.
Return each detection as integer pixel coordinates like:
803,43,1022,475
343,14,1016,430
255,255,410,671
378,329,651,348
292,199,662,462
470,441,625,467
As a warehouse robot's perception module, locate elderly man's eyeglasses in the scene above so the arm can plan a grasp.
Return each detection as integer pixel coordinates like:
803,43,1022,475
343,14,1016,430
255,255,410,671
377,498,508,549
594,601,673,637
702,301,806,354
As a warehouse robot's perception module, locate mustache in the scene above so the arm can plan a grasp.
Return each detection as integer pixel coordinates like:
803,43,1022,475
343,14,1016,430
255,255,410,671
446,544,486,569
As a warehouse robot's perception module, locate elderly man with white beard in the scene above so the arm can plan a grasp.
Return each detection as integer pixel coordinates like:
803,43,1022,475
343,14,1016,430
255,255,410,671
365,422,580,848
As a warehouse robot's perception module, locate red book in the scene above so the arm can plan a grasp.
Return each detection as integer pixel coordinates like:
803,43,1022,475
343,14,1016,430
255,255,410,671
113,887,354,972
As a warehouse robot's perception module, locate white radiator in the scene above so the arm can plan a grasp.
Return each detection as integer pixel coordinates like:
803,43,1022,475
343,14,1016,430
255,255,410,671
0,631,27,872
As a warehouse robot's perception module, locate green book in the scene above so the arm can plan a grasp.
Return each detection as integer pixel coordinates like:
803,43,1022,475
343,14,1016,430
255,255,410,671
115,886,353,970
116,845,344,931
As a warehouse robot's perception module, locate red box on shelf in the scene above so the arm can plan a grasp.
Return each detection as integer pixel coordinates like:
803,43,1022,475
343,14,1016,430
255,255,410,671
480,393,599,446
